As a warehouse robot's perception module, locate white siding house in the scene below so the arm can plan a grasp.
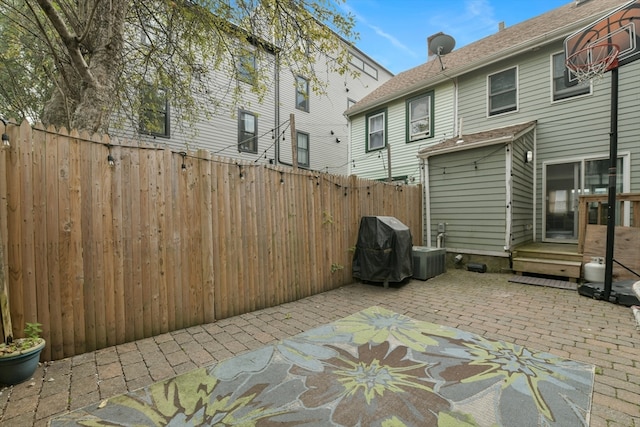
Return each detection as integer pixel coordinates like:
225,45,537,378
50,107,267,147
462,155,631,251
113,27,392,176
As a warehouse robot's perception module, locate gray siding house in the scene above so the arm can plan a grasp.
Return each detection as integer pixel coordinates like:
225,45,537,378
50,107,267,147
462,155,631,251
346,0,639,273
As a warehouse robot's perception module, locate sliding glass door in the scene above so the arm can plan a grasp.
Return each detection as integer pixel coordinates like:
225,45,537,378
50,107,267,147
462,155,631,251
544,157,625,242
545,162,580,240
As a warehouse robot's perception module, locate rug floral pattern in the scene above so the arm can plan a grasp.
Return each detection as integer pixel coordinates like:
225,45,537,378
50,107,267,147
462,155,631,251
51,306,594,426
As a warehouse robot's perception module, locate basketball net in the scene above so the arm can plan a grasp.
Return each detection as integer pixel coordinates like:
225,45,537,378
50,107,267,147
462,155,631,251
565,43,619,84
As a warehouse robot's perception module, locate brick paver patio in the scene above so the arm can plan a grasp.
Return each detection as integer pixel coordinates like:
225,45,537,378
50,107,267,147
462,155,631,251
0,269,638,426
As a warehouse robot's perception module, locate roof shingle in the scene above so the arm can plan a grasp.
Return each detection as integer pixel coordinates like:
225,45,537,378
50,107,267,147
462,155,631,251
417,121,537,158
347,0,630,116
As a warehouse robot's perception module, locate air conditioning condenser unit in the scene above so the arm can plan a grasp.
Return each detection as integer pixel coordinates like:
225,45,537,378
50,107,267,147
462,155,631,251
412,246,446,280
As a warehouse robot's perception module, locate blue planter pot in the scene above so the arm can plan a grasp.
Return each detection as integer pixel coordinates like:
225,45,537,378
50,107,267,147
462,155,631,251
0,339,46,385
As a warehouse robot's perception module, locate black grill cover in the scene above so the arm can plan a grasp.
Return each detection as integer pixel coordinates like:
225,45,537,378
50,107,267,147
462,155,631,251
352,216,413,283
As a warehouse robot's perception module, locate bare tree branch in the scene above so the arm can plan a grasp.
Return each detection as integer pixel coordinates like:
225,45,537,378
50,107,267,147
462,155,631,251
35,0,99,89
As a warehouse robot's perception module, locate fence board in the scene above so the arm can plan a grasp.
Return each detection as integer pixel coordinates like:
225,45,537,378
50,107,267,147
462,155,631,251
130,146,144,340
19,120,38,344
276,169,288,306
68,130,85,355
157,149,171,333
147,148,160,336
261,167,275,309
91,138,107,351
242,164,256,312
198,151,214,323
45,125,64,359
0,121,423,360
120,148,134,342
31,124,50,359
189,154,203,324
79,132,95,352
57,127,75,357
181,153,193,324
19,122,37,330
99,136,116,348
0,125,11,343
109,143,126,345
172,152,184,330
7,122,25,337
139,149,152,337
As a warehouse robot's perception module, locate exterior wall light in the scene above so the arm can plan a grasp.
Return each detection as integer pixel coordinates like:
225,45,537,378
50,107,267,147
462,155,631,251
1,117,9,148
525,150,533,163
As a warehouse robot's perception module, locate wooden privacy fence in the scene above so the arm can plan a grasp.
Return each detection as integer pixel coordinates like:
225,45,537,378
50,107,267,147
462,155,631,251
0,121,422,361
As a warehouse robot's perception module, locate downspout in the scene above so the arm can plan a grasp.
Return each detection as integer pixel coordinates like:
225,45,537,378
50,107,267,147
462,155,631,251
347,119,352,175
276,60,293,167
504,143,513,251
423,158,432,246
274,52,280,165
453,77,459,137
532,126,537,242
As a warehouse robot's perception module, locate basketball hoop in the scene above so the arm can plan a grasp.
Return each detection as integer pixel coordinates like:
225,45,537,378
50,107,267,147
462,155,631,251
565,43,619,83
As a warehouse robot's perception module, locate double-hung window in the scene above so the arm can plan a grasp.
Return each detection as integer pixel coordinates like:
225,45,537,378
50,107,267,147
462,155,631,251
139,86,170,137
238,49,256,85
406,92,433,141
238,110,257,153
366,110,386,151
295,76,309,112
296,131,309,167
488,67,518,116
552,52,590,101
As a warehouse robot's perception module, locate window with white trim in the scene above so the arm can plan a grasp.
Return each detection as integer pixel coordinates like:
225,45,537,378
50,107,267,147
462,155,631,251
139,86,170,137
552,52,590,101
238,110,257,153
366,110,386,151
296,131,309,167
406,92,433,141
295,75,309,112
238,49,256,85
488,67,517,116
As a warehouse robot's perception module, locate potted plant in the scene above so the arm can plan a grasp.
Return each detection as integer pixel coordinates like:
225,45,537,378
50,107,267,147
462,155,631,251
0,322,46,385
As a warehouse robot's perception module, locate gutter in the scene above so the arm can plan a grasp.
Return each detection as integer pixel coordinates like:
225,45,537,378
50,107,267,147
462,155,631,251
418,135,513,159
417,122,537,159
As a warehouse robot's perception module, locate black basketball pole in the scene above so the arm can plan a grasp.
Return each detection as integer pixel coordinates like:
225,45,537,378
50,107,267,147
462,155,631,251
603,66,619,301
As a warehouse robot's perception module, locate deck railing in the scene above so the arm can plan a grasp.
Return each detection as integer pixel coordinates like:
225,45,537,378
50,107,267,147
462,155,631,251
577,193,640,253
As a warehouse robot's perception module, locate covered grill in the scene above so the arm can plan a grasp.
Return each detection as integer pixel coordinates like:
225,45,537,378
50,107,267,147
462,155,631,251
352,216,413,286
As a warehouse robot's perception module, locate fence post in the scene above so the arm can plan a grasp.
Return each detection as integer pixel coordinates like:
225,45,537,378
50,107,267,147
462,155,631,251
0,230,11,344
0,121,11,344
290,113,298,169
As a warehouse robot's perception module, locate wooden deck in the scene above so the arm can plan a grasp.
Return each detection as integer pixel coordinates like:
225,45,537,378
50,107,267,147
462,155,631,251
512,242,582,282
513,193,640,282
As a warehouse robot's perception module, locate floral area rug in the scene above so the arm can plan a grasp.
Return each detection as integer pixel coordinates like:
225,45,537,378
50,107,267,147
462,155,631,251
51,306,594,426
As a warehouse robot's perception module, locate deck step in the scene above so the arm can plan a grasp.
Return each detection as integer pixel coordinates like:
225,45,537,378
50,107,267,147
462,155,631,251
512,257,582,281
512,250,583,263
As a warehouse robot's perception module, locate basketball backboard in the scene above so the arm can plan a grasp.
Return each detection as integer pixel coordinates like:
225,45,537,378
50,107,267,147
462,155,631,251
564,0,640,75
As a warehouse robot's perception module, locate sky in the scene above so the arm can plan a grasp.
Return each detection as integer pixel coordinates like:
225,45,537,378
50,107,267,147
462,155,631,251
341,0,571,74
